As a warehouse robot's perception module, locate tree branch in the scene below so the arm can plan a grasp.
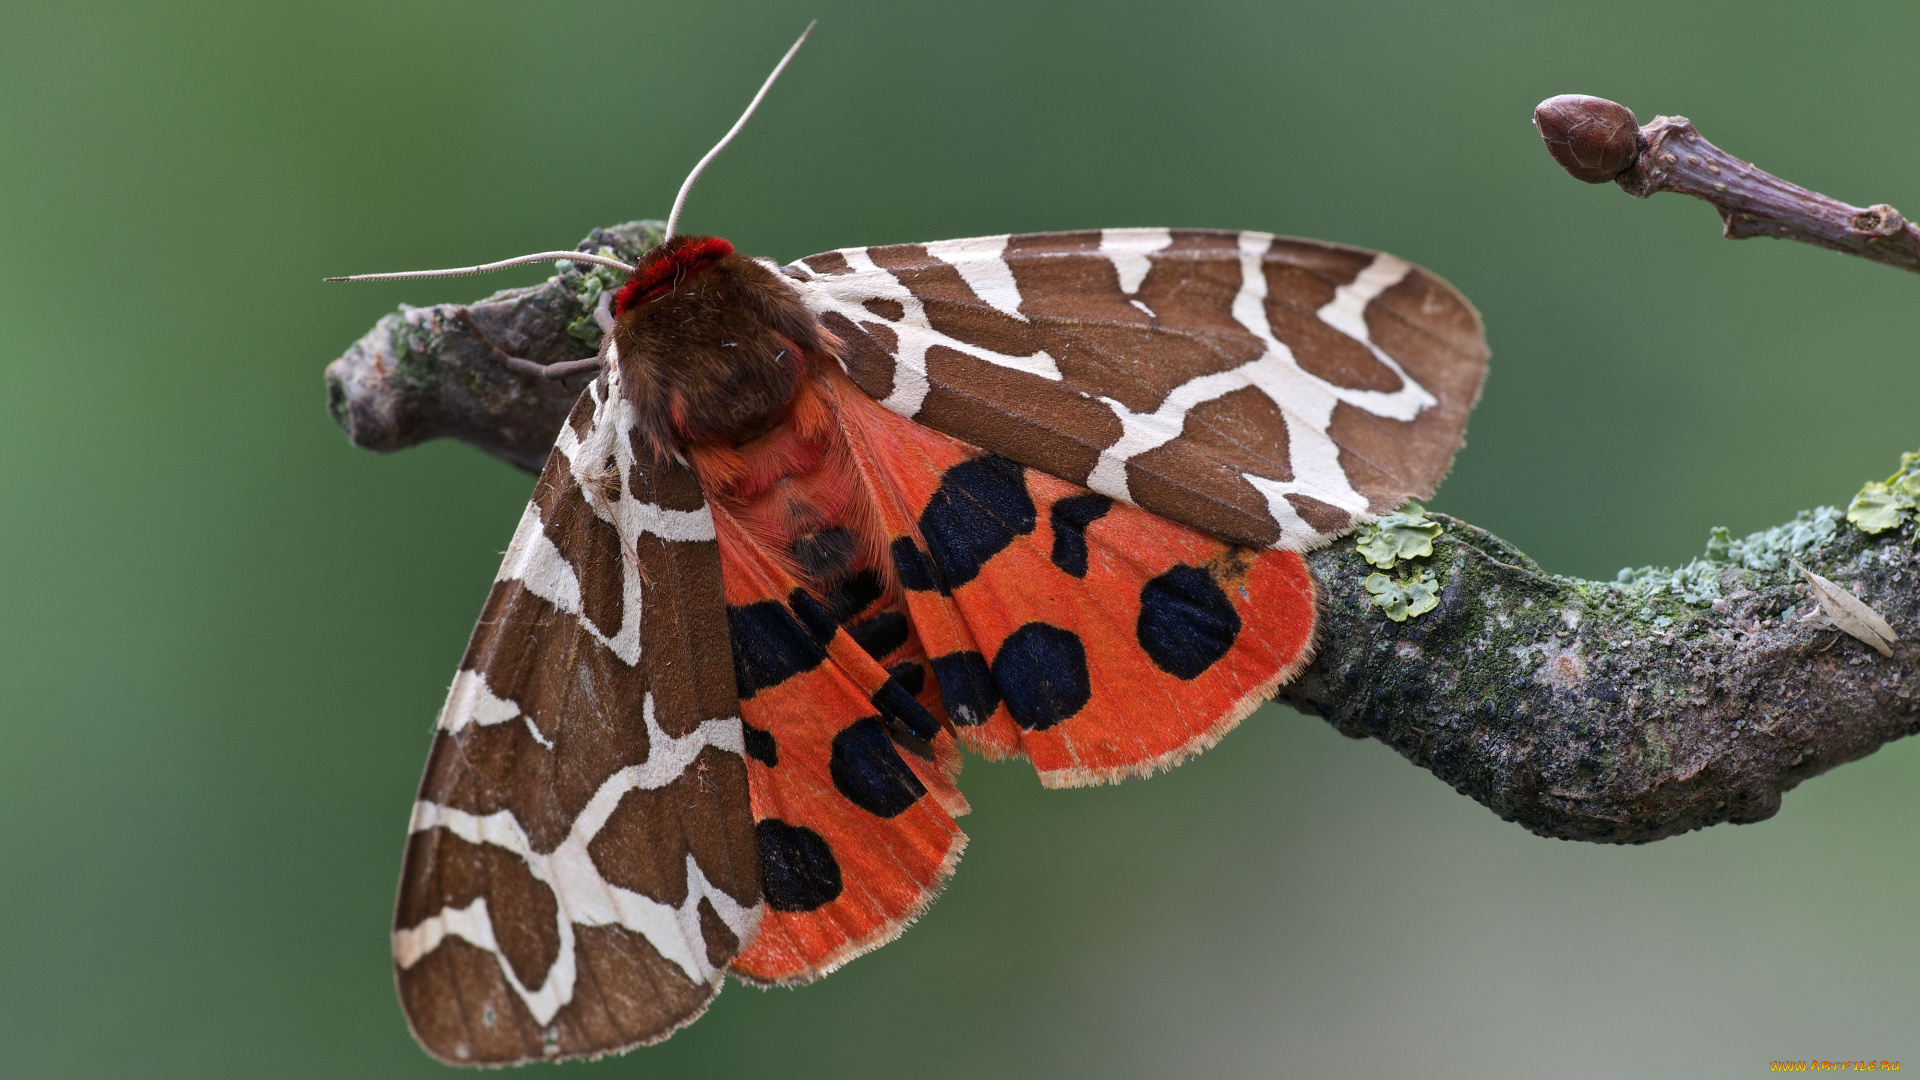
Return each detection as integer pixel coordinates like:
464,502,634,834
1534,94,1920,273
324,223,661,473
326,219,1918,845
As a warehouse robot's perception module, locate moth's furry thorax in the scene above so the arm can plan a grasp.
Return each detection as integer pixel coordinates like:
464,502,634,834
611,235,827,454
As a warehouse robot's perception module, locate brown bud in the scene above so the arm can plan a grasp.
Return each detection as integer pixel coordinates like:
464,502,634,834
1533,95,1641,183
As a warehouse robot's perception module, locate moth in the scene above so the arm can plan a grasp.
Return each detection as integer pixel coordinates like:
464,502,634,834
333,26,1488,1066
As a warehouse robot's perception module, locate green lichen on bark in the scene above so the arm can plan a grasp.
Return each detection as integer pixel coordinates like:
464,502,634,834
1613,507,1845,606
1354,502,1444,568
1284,470,1918,843
1848,451,1920,534
1363,568,1440,621
560,229,660,348
1354,503,1446,621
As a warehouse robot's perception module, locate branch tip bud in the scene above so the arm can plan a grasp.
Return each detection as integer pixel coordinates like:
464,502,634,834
1533,95,1641,183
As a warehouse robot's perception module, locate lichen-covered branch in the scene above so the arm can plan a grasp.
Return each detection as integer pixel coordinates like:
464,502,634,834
1286,508,1915,843
1533,94,1920,274
326,220,1918,846
324,223,661,472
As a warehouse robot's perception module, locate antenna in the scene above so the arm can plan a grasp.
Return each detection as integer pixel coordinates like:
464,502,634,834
324,250,634,283
327,24,814,285
663,21,815,242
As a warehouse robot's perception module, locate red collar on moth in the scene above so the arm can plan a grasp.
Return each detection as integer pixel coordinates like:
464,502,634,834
615,235,736,315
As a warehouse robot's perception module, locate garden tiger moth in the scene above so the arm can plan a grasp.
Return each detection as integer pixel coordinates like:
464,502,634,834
332,23,1489,1065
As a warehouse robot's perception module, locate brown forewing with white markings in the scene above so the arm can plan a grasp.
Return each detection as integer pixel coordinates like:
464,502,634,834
783,229,1488,550
394,361,762,1066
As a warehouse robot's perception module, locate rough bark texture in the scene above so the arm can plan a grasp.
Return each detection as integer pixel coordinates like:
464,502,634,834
326,219,1917,847
1287,514,1917,843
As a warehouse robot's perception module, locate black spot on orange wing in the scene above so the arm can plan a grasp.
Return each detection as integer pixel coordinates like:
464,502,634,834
786,589,839,645
849,611,909,659
828,717,928,817
887,660,926,697
892,537,944,593
755,820,842,913
870,677,940,741
919,454,1036,587
728,601,827,697
991,623,1091,731
742,721,778,767
1048,493,1112,578
829,569,884,623
929,650,998,726
1137,565,1243,679
732,641,967,983
812,359,1321,790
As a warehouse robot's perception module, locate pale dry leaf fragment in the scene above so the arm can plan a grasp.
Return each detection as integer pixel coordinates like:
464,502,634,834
1792,560,1898,657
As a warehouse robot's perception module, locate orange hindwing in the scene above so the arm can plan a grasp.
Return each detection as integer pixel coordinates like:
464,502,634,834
828,368,1318,787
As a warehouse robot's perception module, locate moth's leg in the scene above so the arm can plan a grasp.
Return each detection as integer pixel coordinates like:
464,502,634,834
455,308,607,382
533,288,619,379
592,286,617,335
534,354,609,380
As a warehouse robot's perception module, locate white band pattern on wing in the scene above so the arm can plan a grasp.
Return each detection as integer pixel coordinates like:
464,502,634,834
790,230,1444,549
923,235,1027,321
794,242,1064,417
437,668,552,749
1098,227,1173,296
494,363,718,666
397,693,759,1026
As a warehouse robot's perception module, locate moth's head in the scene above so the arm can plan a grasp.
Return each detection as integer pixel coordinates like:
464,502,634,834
612,235,827,451
613,234,739,316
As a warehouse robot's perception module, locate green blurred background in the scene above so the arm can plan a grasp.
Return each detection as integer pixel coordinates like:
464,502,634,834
3,1,1916,1076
